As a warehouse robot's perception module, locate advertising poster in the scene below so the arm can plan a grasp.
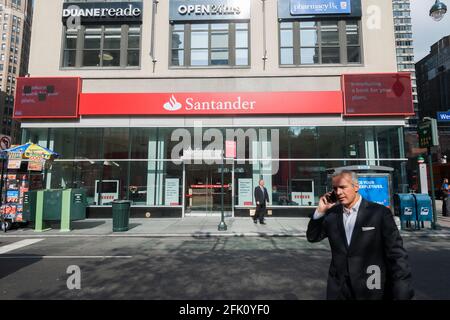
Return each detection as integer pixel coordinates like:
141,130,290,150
6,174,18,190
358,176,391,207
14,77,81,119
28,158,45,171
165,178,180,206
7,190,19,203
238,179,253,206
343,73,414,116
7,152,22,169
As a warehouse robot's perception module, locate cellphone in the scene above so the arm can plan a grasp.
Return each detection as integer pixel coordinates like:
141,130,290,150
326,191,338,203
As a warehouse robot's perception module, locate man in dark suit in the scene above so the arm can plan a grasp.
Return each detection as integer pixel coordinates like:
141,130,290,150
307,170,414,300
254,179,269,224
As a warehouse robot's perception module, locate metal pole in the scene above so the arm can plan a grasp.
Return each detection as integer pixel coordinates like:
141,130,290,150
0,157,4,210
428,147,438,230
218,155,227,231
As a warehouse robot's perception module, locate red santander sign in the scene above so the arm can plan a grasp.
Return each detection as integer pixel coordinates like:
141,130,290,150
79,91,343,116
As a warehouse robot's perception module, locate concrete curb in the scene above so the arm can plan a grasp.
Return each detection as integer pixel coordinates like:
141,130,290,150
1,231,450,238
0,232,307,238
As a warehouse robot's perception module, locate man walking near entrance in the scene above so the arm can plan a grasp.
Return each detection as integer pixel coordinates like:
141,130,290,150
441,178,449,216
254,179,269,224
307,170,414,300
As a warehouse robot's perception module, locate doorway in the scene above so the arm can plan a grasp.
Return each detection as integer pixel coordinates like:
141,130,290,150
185,164,232,215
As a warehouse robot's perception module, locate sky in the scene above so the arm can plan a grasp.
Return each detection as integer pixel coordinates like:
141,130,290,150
411,0,450,62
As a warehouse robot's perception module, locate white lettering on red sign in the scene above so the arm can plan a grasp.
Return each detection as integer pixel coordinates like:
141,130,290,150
163,95,256,113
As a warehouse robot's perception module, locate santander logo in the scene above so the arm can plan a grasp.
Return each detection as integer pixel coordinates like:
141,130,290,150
163,95,183,111
163,94,257,113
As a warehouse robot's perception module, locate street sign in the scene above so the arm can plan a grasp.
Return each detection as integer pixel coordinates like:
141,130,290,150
418,119,439,148
437,111,450,122
0,135,11,150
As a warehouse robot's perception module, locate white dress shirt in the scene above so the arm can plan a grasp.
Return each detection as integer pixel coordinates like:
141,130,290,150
313,195,362,246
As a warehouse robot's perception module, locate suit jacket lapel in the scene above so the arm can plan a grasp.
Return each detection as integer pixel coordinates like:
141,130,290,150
335,205,349,250
348,198,369,252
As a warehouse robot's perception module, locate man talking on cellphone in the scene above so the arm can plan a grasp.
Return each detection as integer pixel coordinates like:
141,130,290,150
307,170,414,300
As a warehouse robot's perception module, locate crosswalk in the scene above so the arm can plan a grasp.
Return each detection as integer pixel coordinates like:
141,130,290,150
0,239,44,255
0,239,133,259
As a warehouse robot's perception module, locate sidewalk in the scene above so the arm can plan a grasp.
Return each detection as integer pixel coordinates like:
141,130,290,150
1,217,310,237
1,200,449,238
1,215,450,238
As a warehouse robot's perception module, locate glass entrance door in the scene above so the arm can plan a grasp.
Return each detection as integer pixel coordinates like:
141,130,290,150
185,164,232,215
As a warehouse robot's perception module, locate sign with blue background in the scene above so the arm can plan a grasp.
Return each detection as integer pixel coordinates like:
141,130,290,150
358,176,391,207
279,0,360,20
437,111,450,122
290,0,351,15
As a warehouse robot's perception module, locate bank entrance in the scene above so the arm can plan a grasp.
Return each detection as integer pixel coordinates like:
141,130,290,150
185,164,232,216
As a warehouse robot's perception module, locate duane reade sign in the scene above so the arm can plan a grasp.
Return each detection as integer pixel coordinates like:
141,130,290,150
62,2,143,23
170,0,251,21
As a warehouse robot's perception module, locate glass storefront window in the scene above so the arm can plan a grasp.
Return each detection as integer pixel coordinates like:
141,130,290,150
317,127,345,159
76,128,102,160
171,22,249,67
103,128,129,160
280,19,361,66
62,24,141,68
289,127,318,159
21,126,406,210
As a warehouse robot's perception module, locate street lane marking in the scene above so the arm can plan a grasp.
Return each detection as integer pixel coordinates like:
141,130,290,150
0,256,132,259
0,239,44,254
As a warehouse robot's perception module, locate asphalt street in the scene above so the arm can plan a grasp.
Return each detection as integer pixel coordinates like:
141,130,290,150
0,235,449,300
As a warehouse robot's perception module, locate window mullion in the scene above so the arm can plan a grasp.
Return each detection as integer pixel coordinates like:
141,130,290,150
121,24,128,67
100,25,105,67
318,21,322,64
293,21,300,66
358,20,363,64
208,24,212,66
186,24,191,67
340,20,347,64
76,26,84,68
229,22,235,66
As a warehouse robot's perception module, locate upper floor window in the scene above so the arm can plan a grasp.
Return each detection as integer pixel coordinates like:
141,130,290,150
279,19,362,66
62,24,141,68
170,22,249,67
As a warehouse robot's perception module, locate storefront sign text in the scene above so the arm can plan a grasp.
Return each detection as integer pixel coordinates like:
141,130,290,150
290,0,351,15
278,0,361,19
62,2,143,23
80,91,343,116
170,0,250,21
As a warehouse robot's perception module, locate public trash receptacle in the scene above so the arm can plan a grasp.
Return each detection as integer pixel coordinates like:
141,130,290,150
413,194,433,223
394,194,417,228
112,200,131,232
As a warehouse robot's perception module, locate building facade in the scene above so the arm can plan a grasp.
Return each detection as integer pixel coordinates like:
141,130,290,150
416,35,450,160
392,0,417,128
15,0,413,218
0,0,32,141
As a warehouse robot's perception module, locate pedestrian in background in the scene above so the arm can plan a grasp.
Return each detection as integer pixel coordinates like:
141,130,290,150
441,178,449,217
254,179,269,225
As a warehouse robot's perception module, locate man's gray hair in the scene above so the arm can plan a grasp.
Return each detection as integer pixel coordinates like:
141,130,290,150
332,170,359,186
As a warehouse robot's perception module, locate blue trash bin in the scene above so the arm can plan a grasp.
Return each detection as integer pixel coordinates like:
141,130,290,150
394,194,417,229
413,194,433,228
